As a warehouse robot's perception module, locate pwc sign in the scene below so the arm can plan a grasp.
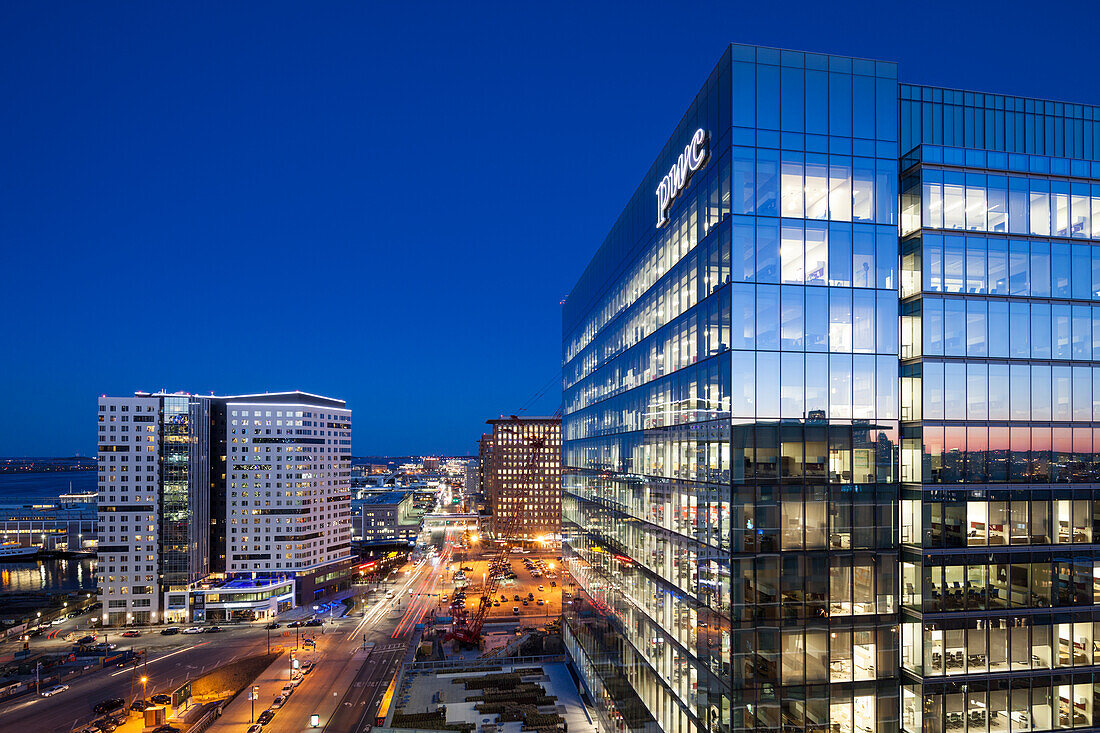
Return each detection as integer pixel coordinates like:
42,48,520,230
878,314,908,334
655,128,708,228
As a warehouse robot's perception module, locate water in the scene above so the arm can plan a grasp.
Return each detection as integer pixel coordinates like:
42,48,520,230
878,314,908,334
0,556,97,593
0,471,96,507
0,472,99,593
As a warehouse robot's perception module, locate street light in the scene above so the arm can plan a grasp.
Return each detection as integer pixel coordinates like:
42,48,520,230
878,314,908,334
141,675,148,702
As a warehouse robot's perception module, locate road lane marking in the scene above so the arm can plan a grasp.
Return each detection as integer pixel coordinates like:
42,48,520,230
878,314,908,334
108,642,210,677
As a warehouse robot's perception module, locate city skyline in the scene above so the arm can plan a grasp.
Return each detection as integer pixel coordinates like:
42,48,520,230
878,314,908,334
2,2,1099,457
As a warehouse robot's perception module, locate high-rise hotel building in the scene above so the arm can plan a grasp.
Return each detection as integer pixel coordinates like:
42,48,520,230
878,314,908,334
97,391,352,625
561,44,1100,733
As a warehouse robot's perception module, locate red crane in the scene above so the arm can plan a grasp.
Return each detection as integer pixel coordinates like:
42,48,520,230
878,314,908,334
445,416,549,646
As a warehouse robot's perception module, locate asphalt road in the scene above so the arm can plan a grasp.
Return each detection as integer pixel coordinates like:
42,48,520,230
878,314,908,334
321,639,405,732
0,623,277,733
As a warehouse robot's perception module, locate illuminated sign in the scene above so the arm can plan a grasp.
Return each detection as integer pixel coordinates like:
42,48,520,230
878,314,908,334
655,128,708,228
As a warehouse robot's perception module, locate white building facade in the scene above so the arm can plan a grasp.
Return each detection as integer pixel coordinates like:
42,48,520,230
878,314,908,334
97,390,352,626
224,395,353,574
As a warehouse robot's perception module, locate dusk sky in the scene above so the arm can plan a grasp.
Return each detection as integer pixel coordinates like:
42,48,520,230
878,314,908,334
2,1,1098,457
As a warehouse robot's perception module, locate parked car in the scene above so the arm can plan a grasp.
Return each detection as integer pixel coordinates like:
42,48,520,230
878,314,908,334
247,725,263,733
305,618,323,627
204,626,222,633
550,581,556,587
522,600,529,606
77,635,95,645
41,684,68,697
512,607,520,615
160,627,180,636
182,627,202,634
272,695,286,708
93,698,125,715
300,661,314,673
303,638,315,647
264,622,280,629
257,710,275,725
280,684,294,696
93,720,116,732
130,699,151,712
121,630,141,637
287,620,302,627
151,726,180,733
536,599,545,606
150,693,172,705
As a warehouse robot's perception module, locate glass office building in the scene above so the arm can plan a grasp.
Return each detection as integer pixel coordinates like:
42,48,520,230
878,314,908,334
561,43,1100,733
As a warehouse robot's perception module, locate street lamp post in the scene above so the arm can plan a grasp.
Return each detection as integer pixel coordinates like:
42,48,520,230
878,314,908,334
141,675,148,704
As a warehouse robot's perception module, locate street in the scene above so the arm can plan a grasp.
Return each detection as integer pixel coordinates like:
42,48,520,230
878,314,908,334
0,622,275,733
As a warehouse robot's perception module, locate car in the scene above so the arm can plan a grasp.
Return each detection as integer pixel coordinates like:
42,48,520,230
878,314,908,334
462,566,474,572
301,661,314,673
287,620,302,627
538,585,545,592
522,600,529,606
121,630,141,637
264,622,280,629
281,684,294,696
108,713,128,725
204,625,222,633
257,710,275,725
303,638,315,647
290,676,303,688
150,693,172,705
183,627,202,634
130,699,151,711
77,635,95,645
272,695,286,708
512,607,520,615
247,726,264,733
41,684,68,697
151,726,180,733
93,720,117,732
514,595,521,601
536,599,545,606
93,698,125,715
440,594,448,602
493,601,500,607
306,618,323,626
160,627,180,636
550,581,557,587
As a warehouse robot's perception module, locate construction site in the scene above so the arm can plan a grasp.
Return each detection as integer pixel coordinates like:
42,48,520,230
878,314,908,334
375,416,594,733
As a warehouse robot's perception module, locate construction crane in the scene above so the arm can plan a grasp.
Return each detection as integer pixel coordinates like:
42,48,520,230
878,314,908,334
445,416,549,646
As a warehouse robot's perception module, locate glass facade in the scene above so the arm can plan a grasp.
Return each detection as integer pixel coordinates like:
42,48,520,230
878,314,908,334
899,88,1100,733
159,395,210,593
562,43,1100,733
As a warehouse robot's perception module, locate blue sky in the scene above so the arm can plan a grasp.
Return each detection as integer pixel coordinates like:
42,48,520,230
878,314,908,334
1,1,1098,456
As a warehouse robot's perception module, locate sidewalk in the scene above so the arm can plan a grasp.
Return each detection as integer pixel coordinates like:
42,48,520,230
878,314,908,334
206,648,299,731
207,620,363,732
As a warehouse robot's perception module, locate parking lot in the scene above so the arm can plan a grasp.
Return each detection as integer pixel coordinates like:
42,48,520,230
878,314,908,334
432,548,562,624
